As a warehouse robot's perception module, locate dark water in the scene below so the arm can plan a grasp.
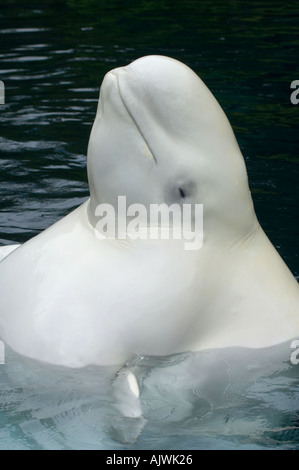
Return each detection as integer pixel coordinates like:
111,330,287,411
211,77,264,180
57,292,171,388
0,0,298,450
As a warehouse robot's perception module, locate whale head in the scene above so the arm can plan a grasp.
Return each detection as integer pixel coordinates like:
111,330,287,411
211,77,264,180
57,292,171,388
87,55,258,243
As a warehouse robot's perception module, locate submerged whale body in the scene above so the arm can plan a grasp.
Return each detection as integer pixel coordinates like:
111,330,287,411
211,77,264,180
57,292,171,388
0,55,298,368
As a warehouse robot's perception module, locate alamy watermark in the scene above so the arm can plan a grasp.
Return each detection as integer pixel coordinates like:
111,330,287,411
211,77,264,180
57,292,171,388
0,80,4,104
290,339,299,365
290,80,299,105
94,196,203,250
0,340,5,364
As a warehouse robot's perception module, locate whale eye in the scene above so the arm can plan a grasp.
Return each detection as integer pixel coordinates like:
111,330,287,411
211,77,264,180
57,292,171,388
164,181,194,205
179,187,186,199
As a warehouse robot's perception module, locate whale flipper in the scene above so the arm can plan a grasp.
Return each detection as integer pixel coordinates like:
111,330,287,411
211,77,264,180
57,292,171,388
109,368,146,444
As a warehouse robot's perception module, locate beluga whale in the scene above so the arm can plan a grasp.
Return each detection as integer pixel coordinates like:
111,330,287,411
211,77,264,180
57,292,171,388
0,55,298,368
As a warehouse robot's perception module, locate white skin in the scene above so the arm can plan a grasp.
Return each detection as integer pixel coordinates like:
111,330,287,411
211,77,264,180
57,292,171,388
0,55,298,368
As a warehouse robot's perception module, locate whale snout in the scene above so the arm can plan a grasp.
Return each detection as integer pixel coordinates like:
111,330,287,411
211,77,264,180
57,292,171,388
101,66,136,98
98,67,139,124
99,71,120,113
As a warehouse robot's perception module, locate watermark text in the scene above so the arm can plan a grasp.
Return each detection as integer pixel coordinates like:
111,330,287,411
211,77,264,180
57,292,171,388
290,80,299,105
290,339,299,365
0,340,5,364
94,196,203,250
0,80,4,104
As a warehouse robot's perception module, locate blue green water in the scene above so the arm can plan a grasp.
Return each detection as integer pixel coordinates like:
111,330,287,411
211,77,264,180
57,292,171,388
0,0,298,450
0,343,298,450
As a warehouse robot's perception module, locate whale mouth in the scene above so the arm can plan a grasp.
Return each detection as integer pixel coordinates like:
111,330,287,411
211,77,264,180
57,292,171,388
104,69,158,166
